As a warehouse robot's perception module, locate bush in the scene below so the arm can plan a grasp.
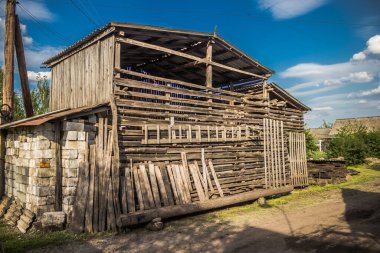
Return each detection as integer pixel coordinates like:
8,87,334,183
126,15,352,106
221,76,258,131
305,128,318,159
327,124,380,165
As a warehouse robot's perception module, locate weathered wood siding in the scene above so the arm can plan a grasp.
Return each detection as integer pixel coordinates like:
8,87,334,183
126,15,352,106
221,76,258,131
49,36,115,111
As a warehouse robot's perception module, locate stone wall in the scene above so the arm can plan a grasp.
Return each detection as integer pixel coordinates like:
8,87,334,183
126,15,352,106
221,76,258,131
4,119,96,221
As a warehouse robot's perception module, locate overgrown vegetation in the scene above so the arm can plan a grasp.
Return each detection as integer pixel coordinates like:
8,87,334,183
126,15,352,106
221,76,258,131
304,128,318,159
0,69,50,120
327,125,380,165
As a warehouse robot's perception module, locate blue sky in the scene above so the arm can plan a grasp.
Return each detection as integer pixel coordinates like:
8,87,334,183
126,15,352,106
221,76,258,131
1,0,380,127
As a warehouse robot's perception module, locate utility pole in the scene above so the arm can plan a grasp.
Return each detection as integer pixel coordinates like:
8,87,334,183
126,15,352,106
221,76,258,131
15,15,34,117
0,0,16,198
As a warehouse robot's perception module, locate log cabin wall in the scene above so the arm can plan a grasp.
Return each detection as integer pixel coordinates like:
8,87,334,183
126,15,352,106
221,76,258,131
49,36,115,111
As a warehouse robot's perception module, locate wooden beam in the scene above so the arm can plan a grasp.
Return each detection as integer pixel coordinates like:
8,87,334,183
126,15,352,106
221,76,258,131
205,39,213,88
2,0,16,120
54,121,62,211
116,37,267,79
15,15,33,117
119,186,293,226
114,68,263,100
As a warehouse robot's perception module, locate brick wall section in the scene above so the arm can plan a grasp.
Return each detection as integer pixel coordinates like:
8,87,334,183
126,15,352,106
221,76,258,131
4,119,96,221
5,123,56,216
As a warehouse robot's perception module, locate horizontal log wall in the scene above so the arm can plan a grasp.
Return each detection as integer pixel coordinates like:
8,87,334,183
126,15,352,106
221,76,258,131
114,72,304,196
49,36,115,111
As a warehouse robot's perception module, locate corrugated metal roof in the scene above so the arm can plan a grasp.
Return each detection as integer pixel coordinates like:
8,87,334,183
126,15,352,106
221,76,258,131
0,103,109,129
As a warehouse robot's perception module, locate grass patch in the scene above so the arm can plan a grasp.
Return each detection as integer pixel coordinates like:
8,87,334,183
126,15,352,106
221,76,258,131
200,164,380,221
0,223,103,253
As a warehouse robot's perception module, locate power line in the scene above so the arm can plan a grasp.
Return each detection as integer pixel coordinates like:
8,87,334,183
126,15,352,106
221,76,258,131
69,0,99,28
17,2,72,44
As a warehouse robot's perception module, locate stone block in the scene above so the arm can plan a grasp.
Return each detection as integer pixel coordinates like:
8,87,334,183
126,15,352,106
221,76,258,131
63,121,85,132
77,132,86,141
36,140,51,150
63,168,78,178
36,204,55,216
28,186,53,197
63,196,75,205
62,178,78,187
63,131,78,141
62,140,78,150
63,187,77,196
63,159,79,169
29,168,55,178
40,211,66,231
62,150,78,159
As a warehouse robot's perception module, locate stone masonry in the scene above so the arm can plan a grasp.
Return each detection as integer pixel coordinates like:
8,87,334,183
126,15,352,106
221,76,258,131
4,119,95,222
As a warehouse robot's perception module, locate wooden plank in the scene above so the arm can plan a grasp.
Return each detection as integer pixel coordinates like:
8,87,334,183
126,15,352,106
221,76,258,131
201,148,208,193
160,166,175,206
120,175,127,214
193,161,208,199
138,164,155,209
189,164,206,201
132,165,144,211
85,144,96,232
116,38,267,79
166,165,181,205
154,165,170,206
178,165,192,202
181,152,192,191
125,161,135,212
208,160,224,197
70,136,89,232
148,163,161,207
53,121,62,211
281,121,286,187
172,164,187,204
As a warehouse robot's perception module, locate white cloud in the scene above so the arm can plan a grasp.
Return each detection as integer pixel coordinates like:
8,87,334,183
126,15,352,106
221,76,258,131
258,0,327,20
313,106,333,111
27,71,51,81
360,85,380,96
23,36,33,45
358,99,367,104
352,52,366,61
348,72,373,83
18,0,55,22
352,34,380,61
367,35,380,54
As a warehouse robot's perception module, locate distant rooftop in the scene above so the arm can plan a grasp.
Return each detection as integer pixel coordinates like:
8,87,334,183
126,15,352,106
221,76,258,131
329,116,380,135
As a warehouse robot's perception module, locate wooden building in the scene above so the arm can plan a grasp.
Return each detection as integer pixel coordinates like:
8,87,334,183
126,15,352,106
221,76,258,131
1,22,310,232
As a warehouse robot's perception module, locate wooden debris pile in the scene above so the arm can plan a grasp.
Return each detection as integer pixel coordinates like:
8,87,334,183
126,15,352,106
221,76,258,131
0,197,35,233
307,160,348,185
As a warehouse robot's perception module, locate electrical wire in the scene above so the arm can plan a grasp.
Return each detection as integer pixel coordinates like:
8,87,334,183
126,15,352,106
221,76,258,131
17,2,72,44
69,0,99,28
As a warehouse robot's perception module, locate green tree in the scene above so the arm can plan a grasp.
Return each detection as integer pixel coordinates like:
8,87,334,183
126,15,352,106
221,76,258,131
304,128,318,158
0,69,50,120
31,74,50,115
320,120,333,128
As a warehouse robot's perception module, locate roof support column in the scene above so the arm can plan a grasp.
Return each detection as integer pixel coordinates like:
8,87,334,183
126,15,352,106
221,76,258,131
206,38,214,106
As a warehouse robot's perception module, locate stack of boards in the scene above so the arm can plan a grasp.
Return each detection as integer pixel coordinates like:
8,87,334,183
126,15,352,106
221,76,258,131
121,152,224,214
0,196,35,233
307,160,348,185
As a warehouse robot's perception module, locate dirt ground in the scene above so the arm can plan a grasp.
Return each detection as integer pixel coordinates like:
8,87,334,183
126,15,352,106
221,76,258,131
30,177,380,253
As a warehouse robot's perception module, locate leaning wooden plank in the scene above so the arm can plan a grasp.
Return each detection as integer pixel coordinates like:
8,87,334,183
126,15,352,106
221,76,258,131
106,179,116,231
160,166,175,206
139,164,155,208
194,161,208,199
201,148,208,193
70,139,89,232
148,163,161,208
208,161,224,197
120,175,127,214
93,140,99,232
132,165,144,211
181,152,192,191
125,162,135,212
120,186,294,226
85,144,96,232
172,164,187,204
178,165,192,202
189,164,206,201
154,165,170,206
166,165,181,205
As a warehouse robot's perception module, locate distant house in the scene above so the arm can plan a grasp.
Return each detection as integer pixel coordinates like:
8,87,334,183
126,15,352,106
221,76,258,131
309,116,380,152
329,116,380,135
309,128,332,152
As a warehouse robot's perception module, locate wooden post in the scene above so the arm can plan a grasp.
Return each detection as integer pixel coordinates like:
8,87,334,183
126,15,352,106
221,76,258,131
2,0,16,118
206,38,213,106
0,0,16,198
54,121,62,211
15,15,34,117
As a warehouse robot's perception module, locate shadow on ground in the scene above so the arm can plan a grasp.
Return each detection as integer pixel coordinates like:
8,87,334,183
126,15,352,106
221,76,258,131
27,186,380,253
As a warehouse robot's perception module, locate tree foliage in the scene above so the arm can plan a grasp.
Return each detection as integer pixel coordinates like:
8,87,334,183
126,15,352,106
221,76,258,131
304,128,318,158
0,69,50,120
327,124,380,165
320,120,333,128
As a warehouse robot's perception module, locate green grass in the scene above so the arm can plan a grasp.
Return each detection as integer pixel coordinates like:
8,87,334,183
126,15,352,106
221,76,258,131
0,223,100,253
194,164,380,222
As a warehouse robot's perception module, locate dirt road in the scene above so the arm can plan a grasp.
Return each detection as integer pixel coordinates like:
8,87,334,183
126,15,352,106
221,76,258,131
31,177,380,253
